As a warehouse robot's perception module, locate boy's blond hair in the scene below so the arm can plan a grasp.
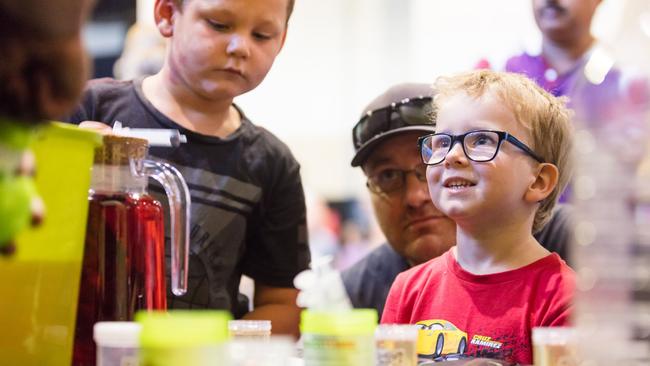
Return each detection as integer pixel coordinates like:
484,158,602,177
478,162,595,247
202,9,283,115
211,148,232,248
433,70,573,233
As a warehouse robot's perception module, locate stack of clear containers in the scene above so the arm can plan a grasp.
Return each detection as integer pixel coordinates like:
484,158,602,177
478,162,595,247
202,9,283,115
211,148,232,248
571,62,650,364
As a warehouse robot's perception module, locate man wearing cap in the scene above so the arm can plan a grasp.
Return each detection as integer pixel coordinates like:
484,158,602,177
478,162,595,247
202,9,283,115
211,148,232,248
342,83,573,317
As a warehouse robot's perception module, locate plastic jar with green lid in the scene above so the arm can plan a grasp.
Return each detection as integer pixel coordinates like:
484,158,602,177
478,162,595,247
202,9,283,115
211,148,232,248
136,310,231,366
301,309,378,365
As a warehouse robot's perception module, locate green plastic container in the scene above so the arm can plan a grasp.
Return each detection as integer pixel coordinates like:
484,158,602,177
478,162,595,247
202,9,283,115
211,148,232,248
137,310,232,366
301,309,378,365
0,122,101,366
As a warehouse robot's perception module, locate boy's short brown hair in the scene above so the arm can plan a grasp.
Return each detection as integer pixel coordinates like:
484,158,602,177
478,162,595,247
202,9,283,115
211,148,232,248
173,0,296,22
433,70,573,233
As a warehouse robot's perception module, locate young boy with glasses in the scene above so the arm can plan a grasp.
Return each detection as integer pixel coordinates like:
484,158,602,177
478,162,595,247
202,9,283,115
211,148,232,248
381,70,575,364
344,83,572,319
67,0,309,339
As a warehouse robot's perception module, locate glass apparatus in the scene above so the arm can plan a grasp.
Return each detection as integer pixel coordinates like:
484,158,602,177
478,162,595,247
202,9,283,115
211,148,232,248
73,135,190,366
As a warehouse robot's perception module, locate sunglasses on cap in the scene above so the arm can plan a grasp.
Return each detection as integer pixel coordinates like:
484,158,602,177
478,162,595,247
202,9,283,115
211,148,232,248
352,96,434,150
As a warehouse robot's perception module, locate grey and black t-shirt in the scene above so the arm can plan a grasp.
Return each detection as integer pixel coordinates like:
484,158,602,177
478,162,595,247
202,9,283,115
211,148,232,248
68,78,310,318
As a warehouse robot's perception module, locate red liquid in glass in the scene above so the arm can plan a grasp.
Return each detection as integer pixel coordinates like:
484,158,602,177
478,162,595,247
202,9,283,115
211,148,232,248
73,192,167,366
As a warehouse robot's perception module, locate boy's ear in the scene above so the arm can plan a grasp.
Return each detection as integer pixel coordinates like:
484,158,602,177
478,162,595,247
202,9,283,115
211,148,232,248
524,163,559,203
154,0,178,38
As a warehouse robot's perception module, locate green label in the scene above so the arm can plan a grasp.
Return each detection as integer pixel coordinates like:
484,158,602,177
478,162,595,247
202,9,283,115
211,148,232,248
303,334,374,366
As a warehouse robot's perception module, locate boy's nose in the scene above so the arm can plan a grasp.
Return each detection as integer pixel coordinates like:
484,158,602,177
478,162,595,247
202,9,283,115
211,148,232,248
226,34,251,58
444,142,467,166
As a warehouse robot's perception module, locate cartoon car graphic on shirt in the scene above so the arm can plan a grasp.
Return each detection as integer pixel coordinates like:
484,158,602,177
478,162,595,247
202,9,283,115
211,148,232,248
415,319,468,358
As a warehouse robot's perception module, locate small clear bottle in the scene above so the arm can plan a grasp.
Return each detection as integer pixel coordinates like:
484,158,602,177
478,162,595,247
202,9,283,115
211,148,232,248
532,327,578,366
375,324,419,366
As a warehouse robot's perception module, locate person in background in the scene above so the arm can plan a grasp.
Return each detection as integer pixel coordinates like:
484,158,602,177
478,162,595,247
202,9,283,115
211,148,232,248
67,0,309,337
113,23,167,80
333,219,373,271
382,70,575,364
503,0,602,98
342,83,572,317
0,0,94,253
480,0,649,137
305,189,340,261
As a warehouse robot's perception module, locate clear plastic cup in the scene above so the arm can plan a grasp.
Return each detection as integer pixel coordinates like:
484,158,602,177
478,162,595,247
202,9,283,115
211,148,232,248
532,327,578,366
94,322,141,366
228,320,272,339
375,324,419,366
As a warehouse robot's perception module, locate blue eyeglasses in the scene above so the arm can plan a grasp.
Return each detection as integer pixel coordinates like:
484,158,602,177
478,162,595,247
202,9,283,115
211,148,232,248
418,129,544,165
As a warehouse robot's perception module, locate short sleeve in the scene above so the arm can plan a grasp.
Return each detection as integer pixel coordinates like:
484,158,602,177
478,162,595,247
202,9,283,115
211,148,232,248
537,264,576,327
64,78,113,125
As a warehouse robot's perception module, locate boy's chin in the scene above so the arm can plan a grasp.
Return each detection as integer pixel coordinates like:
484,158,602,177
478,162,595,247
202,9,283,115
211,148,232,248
439,204,472,221
437,199,459,212
197,87,243,101
195,79,253,100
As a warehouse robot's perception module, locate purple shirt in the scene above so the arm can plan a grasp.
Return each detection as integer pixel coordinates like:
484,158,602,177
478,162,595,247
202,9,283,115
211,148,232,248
505,52,650,130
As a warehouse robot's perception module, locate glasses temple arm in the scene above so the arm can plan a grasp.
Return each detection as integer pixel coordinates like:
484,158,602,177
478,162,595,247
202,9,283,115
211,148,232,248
506,134,545,163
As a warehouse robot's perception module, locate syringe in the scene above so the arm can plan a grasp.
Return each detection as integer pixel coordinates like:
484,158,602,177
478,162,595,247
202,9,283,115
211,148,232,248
112,121,187,147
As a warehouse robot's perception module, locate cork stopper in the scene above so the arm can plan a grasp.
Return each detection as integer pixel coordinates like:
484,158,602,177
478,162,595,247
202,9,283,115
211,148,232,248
95,135,148,165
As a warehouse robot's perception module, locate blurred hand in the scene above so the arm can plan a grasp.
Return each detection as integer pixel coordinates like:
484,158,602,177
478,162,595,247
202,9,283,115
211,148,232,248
78,121,113,135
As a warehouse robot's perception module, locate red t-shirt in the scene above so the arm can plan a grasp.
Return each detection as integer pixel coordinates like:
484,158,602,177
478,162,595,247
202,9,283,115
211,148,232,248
381,250,575,364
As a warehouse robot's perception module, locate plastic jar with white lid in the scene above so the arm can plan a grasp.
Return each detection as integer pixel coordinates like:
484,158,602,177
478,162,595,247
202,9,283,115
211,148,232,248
94,321,142,366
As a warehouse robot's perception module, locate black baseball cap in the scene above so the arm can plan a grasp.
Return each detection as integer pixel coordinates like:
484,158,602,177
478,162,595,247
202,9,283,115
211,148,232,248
350,83,437,167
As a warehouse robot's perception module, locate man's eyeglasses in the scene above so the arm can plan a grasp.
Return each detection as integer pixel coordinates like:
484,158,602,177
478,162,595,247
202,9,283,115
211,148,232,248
418,129,544,166
366,165,427,194
353,96,434,150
